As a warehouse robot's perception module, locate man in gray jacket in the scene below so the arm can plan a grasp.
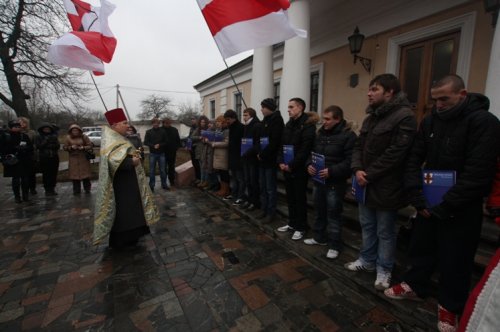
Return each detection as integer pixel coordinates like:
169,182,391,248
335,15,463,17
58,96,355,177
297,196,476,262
346,74,417,291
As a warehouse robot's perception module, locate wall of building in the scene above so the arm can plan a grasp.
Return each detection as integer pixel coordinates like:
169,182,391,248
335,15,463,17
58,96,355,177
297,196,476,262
313,0,493,128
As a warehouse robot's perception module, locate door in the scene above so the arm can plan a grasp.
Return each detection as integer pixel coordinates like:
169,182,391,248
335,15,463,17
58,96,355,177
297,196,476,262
399,31,460,123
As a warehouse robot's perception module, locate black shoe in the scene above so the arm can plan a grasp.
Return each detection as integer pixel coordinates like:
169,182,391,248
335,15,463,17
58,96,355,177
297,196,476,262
30,189,37,195
223,195,233,201
261,215,275,224
232,199,245,206
73,191,81,195
256,211,267,219
46,191,57,196
85,190,90,194
15,197,22,204
246,204,256,211
162,185,169,190
241,201,250,209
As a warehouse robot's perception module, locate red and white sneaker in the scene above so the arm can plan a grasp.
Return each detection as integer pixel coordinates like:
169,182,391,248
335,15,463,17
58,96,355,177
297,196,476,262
384,282,422,301
437,304,458,332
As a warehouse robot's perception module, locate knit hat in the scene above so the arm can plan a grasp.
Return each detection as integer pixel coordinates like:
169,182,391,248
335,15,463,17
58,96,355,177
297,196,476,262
105,108,127,125
261,98,277,112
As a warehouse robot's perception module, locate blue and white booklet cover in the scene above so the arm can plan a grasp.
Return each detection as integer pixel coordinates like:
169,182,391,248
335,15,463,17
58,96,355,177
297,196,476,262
240,138,253,156
186,138,192,150
214,131,224,142
260,137,269,150
422,170,456,207
351,175,366,204
311,152,325,184
283,145,294,165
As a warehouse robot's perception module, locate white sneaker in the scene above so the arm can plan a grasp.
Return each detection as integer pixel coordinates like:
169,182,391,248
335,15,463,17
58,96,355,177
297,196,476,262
303,238,327,246
291,231,304,240
374,271,392,290
344,259,375,272
277,225,294,232
326,249,339,259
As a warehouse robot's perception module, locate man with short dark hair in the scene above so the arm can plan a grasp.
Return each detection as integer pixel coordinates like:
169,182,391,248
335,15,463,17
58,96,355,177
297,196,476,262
241,108,261,211
304,105,356,259
143,118,168,192
276,97,317,241
162,118,181,190
223,109,245,204
346,73,417,291
257,98,284,224
384,75,500,332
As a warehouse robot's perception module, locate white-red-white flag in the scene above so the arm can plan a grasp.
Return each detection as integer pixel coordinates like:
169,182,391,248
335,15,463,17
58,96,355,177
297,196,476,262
197,0,306,59
47,0,117,75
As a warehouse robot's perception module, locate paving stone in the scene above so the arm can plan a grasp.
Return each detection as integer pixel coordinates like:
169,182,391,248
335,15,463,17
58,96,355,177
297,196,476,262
0,180,438,331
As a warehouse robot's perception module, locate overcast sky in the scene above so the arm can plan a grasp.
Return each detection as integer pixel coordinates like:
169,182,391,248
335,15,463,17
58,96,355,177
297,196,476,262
84,0,251,119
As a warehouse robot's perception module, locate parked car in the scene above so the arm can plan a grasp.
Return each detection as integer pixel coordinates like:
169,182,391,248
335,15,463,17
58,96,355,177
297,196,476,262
82,126,102,133
85,131,102,147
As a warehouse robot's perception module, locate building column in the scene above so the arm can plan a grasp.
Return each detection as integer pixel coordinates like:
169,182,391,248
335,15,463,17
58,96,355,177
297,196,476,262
279,0,310,122
251,46,274,118
485,13,500,119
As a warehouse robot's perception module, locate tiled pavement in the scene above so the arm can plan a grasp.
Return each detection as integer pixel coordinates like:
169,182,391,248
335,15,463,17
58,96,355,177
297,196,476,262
0,177,439,331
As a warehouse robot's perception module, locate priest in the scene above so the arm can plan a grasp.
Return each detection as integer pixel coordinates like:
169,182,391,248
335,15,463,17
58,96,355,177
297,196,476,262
93,108,159,248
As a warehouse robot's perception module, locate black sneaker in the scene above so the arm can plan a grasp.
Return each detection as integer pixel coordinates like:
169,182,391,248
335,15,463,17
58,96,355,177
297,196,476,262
30,189,37,195
232,199,244,206
223,195,233,201
246,204,256,211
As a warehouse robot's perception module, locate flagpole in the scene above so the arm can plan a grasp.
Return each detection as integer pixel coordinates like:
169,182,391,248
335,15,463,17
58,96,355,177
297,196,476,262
221,58,248,109
89,72,108,112
117,87,133,125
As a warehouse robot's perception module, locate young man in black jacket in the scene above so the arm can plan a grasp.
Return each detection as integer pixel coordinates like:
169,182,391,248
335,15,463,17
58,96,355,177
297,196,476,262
384,75,500,332
162,118,181,190
143,118,168,192
257,98,284,224
304,106,356,259
241,108,261,211
276,97,317,241
223,109,245,204
347,74,417,291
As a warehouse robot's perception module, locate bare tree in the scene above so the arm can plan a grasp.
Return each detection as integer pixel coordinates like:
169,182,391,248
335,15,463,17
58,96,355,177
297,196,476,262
0,0,90,118
176,99,201,125
137,94,176,120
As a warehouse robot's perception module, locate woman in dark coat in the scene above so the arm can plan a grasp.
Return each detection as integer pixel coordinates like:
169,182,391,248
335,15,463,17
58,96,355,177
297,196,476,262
0,120,34,203
35,123,60,196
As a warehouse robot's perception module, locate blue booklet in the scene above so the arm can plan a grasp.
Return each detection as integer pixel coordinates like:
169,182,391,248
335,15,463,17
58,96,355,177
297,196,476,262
201,130,215,142
240,138,253,156
186,138,192,150
283,145,294,165
214,131,224,142
351,175,366,204
260,137,269,150
311,152,325,184
422,170,456,207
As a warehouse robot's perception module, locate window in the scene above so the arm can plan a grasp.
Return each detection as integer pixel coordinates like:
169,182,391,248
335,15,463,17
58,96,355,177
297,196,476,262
273,82,280,110
310,72,319,113
234,92,242,120
209,99,215,119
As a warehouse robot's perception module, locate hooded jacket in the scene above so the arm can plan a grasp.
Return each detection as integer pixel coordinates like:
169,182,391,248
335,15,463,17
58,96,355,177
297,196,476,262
35,123,60,159
351,92,417,209
405,93,500,217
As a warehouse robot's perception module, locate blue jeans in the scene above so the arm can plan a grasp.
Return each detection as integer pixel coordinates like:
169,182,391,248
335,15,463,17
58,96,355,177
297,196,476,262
259,166,277,216
312,183,346,251
358,204,398,272
149,152,167,189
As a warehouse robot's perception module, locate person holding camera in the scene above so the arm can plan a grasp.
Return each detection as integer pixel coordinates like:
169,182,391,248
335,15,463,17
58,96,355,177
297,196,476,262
0,120,34,203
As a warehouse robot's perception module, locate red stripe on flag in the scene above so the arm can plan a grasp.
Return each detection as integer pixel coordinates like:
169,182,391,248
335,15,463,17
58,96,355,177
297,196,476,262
70,31,117,63
68,0,92,31
202,0,290,36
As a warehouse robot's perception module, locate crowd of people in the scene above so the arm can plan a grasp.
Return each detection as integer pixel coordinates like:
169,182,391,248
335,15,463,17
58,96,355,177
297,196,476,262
1,73,499,332
186,74,499,332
